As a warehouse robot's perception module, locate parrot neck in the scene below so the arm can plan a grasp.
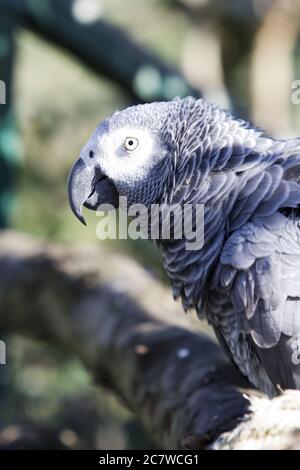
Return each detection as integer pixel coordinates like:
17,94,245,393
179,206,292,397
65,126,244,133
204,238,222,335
159,174,243,314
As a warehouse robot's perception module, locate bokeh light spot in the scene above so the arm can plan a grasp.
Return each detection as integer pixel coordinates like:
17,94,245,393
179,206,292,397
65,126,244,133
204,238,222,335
0,35,9,58
28,0,52,18
0,191,17,222
133,66,162,100
72,0,103,24
0,128,23,164
163,75,189,100
177,348,190,359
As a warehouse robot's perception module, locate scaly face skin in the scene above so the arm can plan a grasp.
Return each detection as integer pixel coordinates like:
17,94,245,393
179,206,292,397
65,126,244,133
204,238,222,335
68,102,174,224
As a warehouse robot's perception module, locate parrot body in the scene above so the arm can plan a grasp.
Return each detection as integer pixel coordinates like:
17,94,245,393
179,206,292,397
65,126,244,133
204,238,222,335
68,97,300,396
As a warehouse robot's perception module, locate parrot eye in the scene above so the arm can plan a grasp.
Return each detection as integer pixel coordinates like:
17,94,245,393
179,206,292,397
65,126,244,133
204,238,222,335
124,137,139,152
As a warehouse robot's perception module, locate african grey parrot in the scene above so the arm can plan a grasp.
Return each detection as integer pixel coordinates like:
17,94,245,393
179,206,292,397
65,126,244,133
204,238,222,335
68,97,300,397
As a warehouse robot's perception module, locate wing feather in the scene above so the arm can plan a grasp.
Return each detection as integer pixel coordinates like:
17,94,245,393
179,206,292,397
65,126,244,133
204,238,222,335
215,214,300,391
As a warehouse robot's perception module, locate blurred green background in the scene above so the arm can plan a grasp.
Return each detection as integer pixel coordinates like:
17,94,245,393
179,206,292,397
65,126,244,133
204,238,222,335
1,0,300,450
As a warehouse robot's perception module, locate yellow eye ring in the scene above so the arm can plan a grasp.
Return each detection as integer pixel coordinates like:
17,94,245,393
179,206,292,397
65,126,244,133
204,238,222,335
124,137,139,151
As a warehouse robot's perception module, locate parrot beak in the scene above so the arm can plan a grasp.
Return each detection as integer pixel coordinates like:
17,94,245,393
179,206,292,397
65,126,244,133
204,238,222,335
68,158,94,226
68,158,119,226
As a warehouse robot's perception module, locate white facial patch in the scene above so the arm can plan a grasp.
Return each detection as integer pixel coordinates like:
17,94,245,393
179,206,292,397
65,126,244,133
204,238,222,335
98,127,158,184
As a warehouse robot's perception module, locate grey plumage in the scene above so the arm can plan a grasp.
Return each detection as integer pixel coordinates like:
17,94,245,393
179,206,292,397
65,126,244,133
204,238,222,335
68,97,300,396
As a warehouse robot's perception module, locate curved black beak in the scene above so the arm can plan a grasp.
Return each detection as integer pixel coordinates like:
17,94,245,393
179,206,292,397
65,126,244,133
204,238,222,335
68,158,119,225
68,158,96,225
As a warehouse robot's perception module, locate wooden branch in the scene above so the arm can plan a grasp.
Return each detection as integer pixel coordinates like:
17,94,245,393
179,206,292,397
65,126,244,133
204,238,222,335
0,231,300,449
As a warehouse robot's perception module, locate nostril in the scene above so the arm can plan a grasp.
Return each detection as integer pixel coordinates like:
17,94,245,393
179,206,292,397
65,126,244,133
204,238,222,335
89,150,94,159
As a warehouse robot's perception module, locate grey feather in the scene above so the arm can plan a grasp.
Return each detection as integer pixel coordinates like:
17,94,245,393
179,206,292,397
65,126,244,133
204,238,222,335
70,97,300,396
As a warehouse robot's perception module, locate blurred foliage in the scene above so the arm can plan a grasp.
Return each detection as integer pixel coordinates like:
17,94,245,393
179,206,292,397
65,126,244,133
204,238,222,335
2,0,191,450
2,335,154,449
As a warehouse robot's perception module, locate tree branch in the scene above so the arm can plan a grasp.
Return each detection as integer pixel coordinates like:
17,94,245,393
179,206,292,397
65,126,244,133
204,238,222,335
0,231,299,449
1,0,200,102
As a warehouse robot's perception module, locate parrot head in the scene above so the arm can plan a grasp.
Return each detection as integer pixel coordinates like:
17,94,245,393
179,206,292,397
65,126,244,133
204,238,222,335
67,100,183,225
